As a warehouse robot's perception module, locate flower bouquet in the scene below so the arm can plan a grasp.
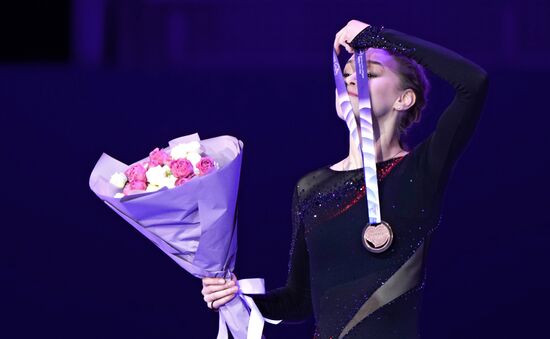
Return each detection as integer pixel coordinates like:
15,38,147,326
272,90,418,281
108,140,219,198
89,133,280,339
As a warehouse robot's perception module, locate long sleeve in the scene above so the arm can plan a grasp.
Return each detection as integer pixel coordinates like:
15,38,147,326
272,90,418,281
245,184,313,322
351,25,489,179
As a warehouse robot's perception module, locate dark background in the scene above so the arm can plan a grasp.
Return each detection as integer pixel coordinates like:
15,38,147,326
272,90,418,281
2,0,549,338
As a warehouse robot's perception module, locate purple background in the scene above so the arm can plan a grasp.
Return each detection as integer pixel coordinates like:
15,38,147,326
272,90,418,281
3,1,549,338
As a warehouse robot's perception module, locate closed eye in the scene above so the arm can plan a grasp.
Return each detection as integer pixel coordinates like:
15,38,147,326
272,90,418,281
343,72,376,78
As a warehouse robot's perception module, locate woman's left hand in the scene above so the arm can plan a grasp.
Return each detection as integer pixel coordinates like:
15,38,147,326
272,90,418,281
334,20,370,55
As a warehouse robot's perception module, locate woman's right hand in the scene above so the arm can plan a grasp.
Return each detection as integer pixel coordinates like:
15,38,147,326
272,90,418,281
201,273,239,310
334,19,370,55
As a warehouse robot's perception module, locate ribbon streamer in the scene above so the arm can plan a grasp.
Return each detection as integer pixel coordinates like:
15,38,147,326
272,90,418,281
217,278,282,339
333,49,381,224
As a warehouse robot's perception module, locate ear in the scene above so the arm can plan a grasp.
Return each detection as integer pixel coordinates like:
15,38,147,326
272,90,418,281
393,89,416,111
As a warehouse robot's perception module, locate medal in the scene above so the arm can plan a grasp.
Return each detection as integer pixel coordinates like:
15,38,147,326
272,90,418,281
362,220,393,253
333,49,394,253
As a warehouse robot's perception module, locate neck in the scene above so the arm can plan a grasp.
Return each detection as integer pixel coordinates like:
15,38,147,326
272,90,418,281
345,112,404,168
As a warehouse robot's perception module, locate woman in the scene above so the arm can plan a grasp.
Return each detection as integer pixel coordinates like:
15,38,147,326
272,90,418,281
201,19,489,338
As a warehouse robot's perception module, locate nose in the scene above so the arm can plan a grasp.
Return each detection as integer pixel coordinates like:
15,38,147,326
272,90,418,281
345,71,357,86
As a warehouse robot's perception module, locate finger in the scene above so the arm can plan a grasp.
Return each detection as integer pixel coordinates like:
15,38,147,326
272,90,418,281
335,28,349,54
202,277,227,286
343,42,354,54
204,286,239,302
334,27,346,54
212,292,238,309
202,280,235,295
207,286,239,303
334,28,344,49
338,33,354,55
338,27,350,44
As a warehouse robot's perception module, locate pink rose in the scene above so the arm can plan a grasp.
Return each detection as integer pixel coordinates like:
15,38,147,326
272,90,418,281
170,158,194,178
149,147,172,167
125,163,147,182
197,156,216,176
123,180,147,195
175,175,194,187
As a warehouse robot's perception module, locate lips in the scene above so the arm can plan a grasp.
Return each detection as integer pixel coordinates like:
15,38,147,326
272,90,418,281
348,91,358,97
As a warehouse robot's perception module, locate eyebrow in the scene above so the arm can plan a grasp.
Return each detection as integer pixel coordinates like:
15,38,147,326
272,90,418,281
367,60,384,67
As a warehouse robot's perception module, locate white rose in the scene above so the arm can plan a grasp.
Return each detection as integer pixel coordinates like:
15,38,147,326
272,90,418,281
109,172,127,189
170,143,188,160
146,184,161,192
164,174,178,189
170,141,202,159
146,165,172,186
146,165,178,189
186,141,201,153
186,152,202,166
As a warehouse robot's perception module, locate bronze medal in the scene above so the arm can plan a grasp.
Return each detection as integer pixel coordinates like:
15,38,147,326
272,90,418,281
334,50,397,255
362,220,393,253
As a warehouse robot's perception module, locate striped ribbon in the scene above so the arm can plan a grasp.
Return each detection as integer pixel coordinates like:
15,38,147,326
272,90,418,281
332,49,381,224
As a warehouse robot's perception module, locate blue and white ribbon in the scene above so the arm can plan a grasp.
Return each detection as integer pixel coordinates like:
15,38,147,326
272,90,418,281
333,49,381,224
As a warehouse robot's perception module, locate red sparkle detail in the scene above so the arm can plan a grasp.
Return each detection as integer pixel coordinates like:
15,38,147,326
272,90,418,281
377,155,405,181
328,156,405,219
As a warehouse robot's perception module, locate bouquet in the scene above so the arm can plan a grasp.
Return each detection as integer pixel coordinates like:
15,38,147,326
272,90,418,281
108,140,219,198
89,133,280,339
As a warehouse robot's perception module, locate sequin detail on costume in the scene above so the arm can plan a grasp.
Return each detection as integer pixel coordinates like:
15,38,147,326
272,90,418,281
377,156,405,180
349,25,416,57
300,156,406,235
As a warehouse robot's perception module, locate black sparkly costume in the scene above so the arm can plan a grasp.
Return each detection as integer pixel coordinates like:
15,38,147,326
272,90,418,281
246,26,489,339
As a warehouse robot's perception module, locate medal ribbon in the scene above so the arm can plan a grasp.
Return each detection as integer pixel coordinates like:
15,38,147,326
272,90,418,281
333,49,381,224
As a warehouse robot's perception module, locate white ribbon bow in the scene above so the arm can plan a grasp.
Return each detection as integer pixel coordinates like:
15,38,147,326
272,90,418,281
217,278,282,339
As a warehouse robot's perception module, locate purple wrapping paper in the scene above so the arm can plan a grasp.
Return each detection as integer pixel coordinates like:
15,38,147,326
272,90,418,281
89,133,278,338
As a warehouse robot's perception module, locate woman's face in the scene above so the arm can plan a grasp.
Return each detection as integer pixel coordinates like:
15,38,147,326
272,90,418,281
342,48,404,120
